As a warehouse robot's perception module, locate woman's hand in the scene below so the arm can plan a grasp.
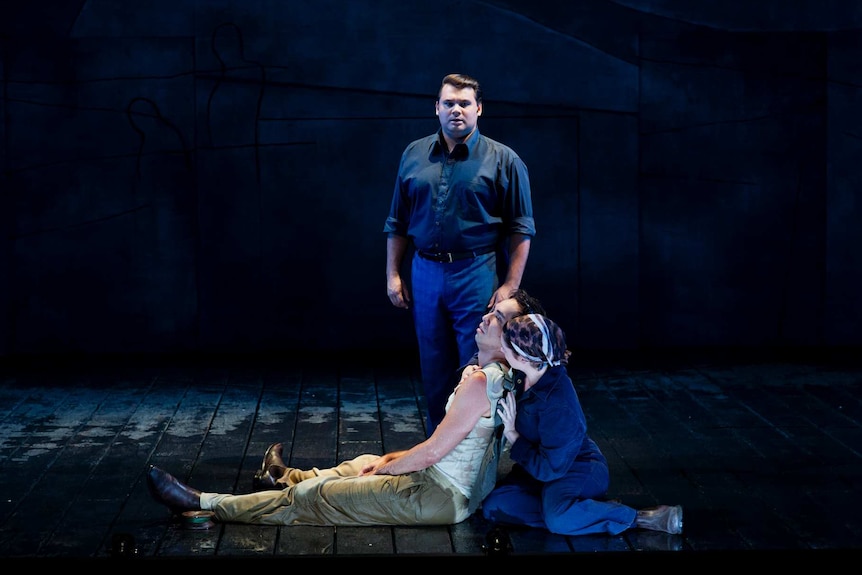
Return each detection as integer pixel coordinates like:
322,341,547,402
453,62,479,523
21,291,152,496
498,392,520,444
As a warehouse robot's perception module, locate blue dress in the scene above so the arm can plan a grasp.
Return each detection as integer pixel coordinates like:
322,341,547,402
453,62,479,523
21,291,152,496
481,365,638,535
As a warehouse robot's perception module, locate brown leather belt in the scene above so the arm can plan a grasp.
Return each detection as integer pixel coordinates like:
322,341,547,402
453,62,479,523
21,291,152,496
417,246,495,263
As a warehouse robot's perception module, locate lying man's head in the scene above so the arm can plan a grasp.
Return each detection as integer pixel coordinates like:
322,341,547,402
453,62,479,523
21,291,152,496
475,289,546,355
508,288,545,318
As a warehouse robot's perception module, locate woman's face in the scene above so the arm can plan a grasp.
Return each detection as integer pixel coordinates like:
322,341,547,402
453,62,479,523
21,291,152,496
500,333,521,367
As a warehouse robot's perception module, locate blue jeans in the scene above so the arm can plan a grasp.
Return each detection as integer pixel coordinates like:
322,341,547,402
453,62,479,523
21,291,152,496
411,252,497,435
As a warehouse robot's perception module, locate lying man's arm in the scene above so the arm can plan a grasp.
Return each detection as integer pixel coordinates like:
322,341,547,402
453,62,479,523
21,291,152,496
359,370,491,476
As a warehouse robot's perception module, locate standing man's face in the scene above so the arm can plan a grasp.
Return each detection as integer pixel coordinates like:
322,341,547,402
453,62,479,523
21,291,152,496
435,84,482,144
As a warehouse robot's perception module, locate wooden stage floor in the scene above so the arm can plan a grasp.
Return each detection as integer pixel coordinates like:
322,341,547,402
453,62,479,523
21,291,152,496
1,348,860,564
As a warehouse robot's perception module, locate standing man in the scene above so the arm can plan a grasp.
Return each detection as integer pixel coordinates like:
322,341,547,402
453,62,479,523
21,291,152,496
384,73,536,436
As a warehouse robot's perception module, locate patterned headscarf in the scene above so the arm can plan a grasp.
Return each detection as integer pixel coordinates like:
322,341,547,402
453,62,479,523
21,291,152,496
503,313,571,368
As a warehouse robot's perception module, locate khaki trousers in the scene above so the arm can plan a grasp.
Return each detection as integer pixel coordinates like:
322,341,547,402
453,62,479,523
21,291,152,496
204,454,470,526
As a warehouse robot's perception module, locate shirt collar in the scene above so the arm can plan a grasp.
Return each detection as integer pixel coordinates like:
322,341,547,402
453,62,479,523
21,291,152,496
432,128,481,159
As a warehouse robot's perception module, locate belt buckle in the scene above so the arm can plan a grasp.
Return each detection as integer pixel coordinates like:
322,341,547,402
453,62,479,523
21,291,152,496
445,252,454,263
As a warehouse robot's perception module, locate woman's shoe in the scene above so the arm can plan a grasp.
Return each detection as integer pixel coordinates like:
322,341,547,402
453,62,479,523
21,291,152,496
635,504,683,535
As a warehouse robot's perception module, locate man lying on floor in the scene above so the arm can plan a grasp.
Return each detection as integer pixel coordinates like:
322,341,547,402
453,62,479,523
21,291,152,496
147,291,537,526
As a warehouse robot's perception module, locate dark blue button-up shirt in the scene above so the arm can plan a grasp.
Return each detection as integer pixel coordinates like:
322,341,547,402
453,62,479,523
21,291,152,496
383,129,536,253
509,366,607,482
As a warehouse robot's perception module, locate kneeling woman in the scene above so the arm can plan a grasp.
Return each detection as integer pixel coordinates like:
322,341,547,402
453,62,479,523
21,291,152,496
482,313,683,536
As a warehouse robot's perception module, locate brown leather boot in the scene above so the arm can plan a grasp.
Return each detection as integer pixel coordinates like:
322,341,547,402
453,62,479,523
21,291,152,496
252,464,288,491
252,443,288,490
146,465,202,513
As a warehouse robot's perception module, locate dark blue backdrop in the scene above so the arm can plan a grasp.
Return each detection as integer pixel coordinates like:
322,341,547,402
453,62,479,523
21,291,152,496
1,1,860,358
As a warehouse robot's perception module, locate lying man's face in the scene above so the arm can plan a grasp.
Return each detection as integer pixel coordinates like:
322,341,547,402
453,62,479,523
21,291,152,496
476,298,523,348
